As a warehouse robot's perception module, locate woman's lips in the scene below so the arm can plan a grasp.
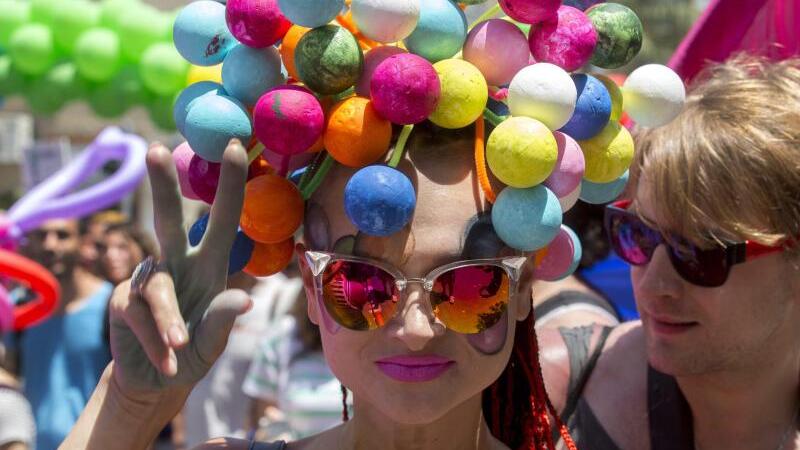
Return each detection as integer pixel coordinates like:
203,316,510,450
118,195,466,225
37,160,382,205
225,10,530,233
375,355,455,382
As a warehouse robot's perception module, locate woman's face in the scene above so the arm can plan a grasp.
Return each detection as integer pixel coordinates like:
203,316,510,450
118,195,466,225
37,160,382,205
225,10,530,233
103,230,144,284
301,133,534,424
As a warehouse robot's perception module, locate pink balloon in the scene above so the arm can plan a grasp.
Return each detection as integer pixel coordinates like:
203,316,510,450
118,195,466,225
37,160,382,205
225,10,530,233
188,155,221,204
463,19,530,87
261,149,315,175
370,54,441,125
253,86,325,156
530,6,597,72
0,284,11,333
173,142,202,201
226,0,291,48
535,225,581,281
544,132,585,197
356,46,407,97
499,0,560,25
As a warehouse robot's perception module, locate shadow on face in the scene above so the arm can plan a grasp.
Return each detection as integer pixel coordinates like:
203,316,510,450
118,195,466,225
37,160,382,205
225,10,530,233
24,219,81,279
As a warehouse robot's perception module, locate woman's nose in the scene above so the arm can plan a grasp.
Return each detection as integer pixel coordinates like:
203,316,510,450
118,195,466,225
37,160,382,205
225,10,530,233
389,286,445,351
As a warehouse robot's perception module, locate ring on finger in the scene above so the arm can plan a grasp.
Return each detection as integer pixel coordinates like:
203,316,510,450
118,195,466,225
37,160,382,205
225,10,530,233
130,256,168,299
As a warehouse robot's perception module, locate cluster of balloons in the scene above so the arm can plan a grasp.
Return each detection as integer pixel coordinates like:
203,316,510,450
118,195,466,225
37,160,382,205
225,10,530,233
171,0,686,279
0,0,221,129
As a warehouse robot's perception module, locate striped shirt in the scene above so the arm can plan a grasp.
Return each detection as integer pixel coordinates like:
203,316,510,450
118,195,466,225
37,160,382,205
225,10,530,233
0,385,35,448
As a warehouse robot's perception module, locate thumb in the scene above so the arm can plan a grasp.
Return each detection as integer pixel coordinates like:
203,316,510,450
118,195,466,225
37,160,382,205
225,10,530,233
194,289,253,365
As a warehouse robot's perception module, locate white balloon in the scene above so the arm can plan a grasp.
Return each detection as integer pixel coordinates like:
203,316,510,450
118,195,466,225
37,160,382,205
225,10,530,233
351,0,420,43
508,63,577,131
623,64,686,128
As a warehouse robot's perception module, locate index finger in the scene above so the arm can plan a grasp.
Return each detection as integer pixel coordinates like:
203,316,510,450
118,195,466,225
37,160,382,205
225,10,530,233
201,140,248,264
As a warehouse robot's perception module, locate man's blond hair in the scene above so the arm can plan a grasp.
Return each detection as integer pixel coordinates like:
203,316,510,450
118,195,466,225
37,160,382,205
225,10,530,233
631,55,800,255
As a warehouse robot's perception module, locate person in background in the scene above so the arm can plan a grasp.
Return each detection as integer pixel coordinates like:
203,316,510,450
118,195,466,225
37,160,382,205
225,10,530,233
181,269,303,448
79,211,128,278
4,219,112,450
243,285,349,442
101,222,157,285
0,331,35,450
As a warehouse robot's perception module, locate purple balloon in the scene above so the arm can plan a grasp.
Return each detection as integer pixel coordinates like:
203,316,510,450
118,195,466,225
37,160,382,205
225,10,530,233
6,127,147,242
0,284,11,333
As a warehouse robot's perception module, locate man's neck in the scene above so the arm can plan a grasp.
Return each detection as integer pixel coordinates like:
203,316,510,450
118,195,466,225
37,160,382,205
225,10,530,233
338,393,502,450
679,349,800,450
58,267,104,314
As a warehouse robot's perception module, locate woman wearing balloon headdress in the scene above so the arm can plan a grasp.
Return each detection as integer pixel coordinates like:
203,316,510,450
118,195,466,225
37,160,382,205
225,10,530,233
62,1,686,449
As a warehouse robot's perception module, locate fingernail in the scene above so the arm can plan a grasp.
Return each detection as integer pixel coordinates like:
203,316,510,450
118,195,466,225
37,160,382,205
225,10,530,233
166,352,178,376
241,298,254,315
149,141,163,150
168,324,186,346
229,138,242,148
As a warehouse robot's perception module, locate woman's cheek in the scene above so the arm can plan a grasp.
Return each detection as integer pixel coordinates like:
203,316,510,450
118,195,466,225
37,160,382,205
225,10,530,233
467,311,508,355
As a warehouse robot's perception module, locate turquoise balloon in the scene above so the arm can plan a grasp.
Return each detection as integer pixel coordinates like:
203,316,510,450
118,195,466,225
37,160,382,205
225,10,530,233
277,0,344,28
74,28,121,82
174,81,227,134
580,170,629,204
118,5,169,63
221,44,284,107
184,94,252,163
0,0,31,49
52,0,101,54
404,0,468,63
9,24,56,76
139,43,189,97
173,0,236,66
492,185,563,251
0,55,27,96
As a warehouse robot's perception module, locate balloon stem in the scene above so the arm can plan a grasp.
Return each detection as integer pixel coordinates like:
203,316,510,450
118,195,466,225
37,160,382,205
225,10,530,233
301,154,335,200
278,155,291,177
247,143,265,164
483,108,509,128
388,125,414,168
474,116,496,204
297,151,325,191
469,4,503,30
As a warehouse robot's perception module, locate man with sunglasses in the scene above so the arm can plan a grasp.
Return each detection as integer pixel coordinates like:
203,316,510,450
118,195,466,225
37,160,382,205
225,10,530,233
3,219,113,449
538,55,800,450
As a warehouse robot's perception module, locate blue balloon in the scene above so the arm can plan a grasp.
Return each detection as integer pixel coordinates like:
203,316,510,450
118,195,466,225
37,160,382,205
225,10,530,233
188,213,255,274
278,0,343,29
173,0,236,66
222,44,284,107
560,74,612,140
404,0,467,63
174,81,227,135
344,166,416,237
492,185,562,251
184,93,252,163
580,170,629,204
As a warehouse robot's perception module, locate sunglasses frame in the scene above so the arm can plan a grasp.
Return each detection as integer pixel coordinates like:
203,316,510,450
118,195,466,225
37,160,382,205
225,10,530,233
605,199,785,286
302,249,527,333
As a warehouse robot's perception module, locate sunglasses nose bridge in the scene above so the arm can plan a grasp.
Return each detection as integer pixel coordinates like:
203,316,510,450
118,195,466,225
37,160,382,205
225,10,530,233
396,278,434,292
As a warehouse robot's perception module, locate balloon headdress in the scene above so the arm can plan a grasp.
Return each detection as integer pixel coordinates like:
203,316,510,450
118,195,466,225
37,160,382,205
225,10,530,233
170,0,687,278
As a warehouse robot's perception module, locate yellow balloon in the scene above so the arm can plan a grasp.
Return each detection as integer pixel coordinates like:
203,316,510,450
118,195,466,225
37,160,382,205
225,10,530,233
579,122,634,183
487,117,557,188
429,59,487,129
187,64,222,85
595,74,624,122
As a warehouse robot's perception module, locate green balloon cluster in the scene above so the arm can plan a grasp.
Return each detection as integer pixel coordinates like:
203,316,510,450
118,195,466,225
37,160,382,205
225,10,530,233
0,0,186,129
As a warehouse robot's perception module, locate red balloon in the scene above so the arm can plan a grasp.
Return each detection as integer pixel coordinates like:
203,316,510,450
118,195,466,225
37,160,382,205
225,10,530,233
0,249,61,331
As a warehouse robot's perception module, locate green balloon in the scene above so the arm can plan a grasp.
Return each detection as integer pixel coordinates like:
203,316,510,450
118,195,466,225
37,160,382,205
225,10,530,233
295,25,364,95
139,43,188,97
75,28,121,82
0,55,28,96
30,0,59,26
118,5,168,63
26,62,88,115
100,0,138,32
0,0,31,49
9,24,56,76
87,66,146,118
53,0,101,54
147,93,178,131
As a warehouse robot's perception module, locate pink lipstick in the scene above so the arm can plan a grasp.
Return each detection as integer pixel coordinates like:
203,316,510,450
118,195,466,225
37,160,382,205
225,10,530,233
375,355,455,382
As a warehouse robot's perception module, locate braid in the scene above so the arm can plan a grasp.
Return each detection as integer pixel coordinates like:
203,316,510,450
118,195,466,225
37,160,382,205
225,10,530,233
341,384,350,422
483,312,577,450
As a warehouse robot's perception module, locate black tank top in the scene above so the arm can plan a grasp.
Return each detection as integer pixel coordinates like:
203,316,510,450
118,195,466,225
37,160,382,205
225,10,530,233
557,326,694,450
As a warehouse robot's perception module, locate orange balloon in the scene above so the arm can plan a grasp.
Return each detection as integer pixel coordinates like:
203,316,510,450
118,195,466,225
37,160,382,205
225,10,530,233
241,174,304,244
324,96,392,168
280,25,311,81
243,238,295,277
248,154,274,180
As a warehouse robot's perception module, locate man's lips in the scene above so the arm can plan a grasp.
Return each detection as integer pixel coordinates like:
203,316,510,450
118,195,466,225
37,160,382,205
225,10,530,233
647,314,699,335
375,355,456,382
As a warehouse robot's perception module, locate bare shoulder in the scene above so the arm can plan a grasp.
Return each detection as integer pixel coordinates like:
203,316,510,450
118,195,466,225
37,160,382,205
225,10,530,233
583,321,650,450
191,437,250,450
